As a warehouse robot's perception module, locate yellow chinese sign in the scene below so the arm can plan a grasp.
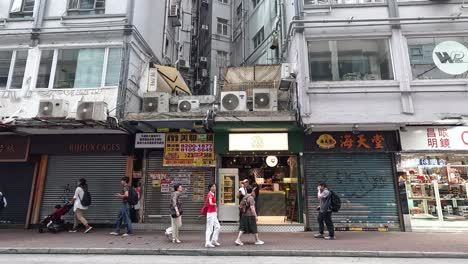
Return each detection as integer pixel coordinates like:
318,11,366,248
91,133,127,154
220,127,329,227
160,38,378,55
163,133,216,167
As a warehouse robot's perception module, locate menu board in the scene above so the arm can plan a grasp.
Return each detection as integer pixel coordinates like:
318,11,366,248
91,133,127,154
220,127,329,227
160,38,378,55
163,133,216,167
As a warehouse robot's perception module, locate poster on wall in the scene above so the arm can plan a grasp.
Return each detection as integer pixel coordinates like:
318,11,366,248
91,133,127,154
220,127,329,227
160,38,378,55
163,133,216,167
161,183,170,193
192,173,206,202
150,172,166,188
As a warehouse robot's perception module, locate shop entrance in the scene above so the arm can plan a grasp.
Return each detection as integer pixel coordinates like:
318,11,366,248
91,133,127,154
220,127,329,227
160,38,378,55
219,155,299,225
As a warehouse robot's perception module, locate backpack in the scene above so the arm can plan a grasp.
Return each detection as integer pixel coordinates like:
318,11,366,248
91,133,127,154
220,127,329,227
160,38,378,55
128,187,139,206
0,192,6,209
80,187,92,207
239,196,250,215
329,190,341,213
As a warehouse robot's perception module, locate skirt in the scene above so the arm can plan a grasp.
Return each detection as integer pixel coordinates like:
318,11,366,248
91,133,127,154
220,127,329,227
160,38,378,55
239,215,258,234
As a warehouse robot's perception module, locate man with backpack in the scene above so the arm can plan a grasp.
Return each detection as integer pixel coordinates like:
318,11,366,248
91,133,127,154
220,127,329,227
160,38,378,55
69,178,93,233
314,182,336,240
110,177,138,237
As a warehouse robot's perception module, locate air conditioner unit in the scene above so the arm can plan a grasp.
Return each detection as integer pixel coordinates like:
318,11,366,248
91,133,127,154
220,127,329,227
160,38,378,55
201,24,209,30
169,0,179,17
143,92,170,113
281,63,296,79
76,101,107,121
148,68,158,92
178,99,200,112
220,91,247,112
200,57,207,62
253,89,278,111
178,59,189,69
37,99,69,118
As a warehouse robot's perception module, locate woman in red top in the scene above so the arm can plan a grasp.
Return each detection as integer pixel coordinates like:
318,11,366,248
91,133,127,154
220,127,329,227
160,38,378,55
205,183,221,248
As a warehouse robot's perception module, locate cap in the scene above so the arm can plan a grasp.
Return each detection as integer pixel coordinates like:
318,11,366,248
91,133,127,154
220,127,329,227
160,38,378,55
242,179,249,183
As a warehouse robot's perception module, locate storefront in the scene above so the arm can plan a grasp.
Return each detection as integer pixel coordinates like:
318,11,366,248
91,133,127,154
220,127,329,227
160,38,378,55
140,132,215,225
303,131,401,231
0,135,35,226
214,122,304,226
35,133,130,224
399,126,468,231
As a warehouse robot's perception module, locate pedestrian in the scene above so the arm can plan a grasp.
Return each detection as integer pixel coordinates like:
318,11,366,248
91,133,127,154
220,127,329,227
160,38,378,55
238,179,248,220
0,191,7,212
205,183,221,248
314,182,335,240
69,178,93,233
110,177,133,237
130,181,141,223
235,186,264,246
167,183,183,243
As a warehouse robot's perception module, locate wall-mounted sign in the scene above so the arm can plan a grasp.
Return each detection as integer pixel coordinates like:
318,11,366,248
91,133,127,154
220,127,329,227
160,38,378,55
400,126,468,151
433,41,468,75
163,133,215,167
135,133,165,148
0,136,30,162
266,156,279,167
304,131,399,152
229,133,289,151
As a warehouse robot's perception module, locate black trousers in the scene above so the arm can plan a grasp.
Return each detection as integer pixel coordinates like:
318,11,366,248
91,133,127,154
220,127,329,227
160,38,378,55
318,211,334,237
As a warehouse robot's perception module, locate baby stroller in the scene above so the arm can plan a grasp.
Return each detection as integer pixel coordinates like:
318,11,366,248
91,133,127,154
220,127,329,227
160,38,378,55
38,203,73,233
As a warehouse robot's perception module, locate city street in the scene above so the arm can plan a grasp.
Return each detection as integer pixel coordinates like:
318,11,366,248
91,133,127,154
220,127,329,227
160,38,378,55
1,255,467,264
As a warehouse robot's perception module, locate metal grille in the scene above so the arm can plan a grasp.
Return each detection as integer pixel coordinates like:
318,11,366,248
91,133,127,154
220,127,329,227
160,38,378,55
0,163,35,225
40,155,127,224
304,153,400,230
144,151,214,224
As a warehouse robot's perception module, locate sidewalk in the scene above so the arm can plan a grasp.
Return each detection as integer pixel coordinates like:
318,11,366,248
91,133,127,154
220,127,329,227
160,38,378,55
1,229,468,258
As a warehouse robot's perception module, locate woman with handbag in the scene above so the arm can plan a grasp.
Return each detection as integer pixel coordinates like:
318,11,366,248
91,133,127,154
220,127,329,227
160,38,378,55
203,183,221,248
169,184,183,243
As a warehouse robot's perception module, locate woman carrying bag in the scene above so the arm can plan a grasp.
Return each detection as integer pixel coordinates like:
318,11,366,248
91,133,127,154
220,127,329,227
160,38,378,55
169,184,183,243
202,183,221,248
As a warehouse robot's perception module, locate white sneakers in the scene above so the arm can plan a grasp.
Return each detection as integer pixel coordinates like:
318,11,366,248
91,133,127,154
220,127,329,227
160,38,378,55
235,239,264,245
254,240,265,245
205,241,221,248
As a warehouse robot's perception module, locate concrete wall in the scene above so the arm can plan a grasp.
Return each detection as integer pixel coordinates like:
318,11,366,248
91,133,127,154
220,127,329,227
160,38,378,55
294,2,468,128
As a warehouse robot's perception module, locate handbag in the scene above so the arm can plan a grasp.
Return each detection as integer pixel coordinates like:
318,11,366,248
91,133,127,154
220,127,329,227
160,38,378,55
170,204,183,218
201,197,209,216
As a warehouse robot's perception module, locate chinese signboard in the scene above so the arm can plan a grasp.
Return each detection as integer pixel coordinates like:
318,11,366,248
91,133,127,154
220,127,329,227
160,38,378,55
304,131,399,152
229,133,289,151
163,133,216,167
135,133,165,148
0,136,30,162
400,126,468,151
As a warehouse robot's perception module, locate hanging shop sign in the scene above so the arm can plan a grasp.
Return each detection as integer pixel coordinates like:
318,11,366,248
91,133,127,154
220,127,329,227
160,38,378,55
433,41,468,75
135,133,165,148
229,133,289,151
266,156,279,167
304,131,399,152
0,136,30,162
400,126,468,151
163,133,215,167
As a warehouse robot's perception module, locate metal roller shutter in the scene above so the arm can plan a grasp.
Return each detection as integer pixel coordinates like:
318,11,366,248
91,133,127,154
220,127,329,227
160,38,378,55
0,163,35,225
40,155,127,224
304,153,400,230
144,151,214,224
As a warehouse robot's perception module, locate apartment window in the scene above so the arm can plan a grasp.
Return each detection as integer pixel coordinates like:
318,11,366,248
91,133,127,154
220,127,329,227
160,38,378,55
252,0,262,8
9,0,35,18
304,0,384,5
253,27,265,49
0,50,28,89
35,47,121,89
216,51,229,66
67,0,105,15
307,39,394,81
236,3,243,21
217,18,228,36
408,37,468,80
218,0,229,3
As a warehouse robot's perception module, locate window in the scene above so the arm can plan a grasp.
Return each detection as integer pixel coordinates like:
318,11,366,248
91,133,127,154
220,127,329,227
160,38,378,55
217,18,228,36
67,0,105,15
218,0,229,3
307,39,394,81
407,37,468,80
304,0,385,5
9,0,35,18
236,3,243,21
252,0,261,8
35,47,122,89
253,27,265,49
216,51,229,66
0,50,28,89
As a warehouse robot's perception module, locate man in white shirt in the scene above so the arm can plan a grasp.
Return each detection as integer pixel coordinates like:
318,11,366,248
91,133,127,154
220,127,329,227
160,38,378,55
69,179,93,233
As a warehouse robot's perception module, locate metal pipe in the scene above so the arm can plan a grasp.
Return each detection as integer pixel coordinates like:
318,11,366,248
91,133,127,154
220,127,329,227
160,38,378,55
162,0,170,62
307,89,468,95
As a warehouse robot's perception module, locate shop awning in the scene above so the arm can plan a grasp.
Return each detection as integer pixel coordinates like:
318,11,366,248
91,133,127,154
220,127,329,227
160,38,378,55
155,65,192,95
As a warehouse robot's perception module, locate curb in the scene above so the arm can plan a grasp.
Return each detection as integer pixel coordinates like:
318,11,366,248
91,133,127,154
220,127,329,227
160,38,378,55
1,248,468,258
